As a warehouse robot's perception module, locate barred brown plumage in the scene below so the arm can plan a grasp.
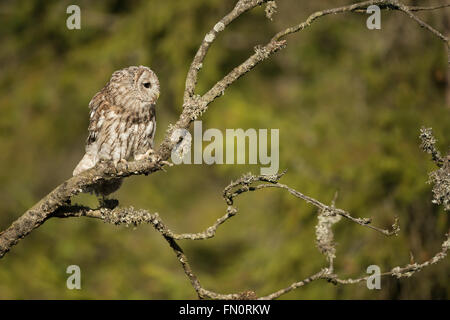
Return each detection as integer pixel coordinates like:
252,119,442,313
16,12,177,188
73,66,160,196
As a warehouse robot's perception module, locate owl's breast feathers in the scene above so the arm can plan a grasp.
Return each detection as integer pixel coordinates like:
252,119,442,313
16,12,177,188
73,90,156,177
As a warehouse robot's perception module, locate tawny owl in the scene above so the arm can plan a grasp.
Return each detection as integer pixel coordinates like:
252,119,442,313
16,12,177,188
73,65,160,196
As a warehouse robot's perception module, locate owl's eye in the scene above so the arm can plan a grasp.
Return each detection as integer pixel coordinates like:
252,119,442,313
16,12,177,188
143,82,151,89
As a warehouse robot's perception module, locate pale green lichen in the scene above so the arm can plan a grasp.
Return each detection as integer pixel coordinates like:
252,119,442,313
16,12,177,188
428,160,450,211
419,127,443,165
315,207,341,262
204,32,215,43
213,22,225,32
103,207,158,227
254,45,271,59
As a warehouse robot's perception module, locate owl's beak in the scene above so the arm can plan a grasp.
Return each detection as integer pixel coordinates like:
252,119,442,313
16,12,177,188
156,92,160,99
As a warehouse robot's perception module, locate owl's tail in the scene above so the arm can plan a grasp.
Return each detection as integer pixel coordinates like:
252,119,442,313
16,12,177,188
73,152,97,176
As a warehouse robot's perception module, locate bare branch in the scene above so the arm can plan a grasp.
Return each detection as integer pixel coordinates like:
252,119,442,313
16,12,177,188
223,172,399,236
0,159,168,258
272,0,449,45
183,0,269,103
200,0,449,116
258,269,331,300
50,164,442,300
334,232,450,284
420,127,444,167
201,40,287,110
404,4,450,12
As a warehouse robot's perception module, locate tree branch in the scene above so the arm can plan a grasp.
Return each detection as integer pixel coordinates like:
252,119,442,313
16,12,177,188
183,0,270,102
50,157,448,299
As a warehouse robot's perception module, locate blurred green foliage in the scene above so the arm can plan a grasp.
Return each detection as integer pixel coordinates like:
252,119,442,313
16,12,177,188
0,0,448,299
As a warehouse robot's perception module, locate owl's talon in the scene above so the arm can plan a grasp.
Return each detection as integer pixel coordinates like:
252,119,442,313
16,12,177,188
112,161,119,173
135,149,155,162
160,160,173,167
112,159,128,173
147,155,158,163
119,159,129,171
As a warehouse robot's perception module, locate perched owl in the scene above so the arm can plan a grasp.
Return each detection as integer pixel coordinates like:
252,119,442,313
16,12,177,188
73,65,160,196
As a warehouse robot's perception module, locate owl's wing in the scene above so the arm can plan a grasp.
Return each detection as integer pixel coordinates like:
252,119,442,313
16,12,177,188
87,91,122,144
73,92,118,176
149,104,156,148
87,92,108,145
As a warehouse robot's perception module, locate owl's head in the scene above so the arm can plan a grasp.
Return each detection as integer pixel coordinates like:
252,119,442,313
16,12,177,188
132,66,160,103
108,65,160,107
